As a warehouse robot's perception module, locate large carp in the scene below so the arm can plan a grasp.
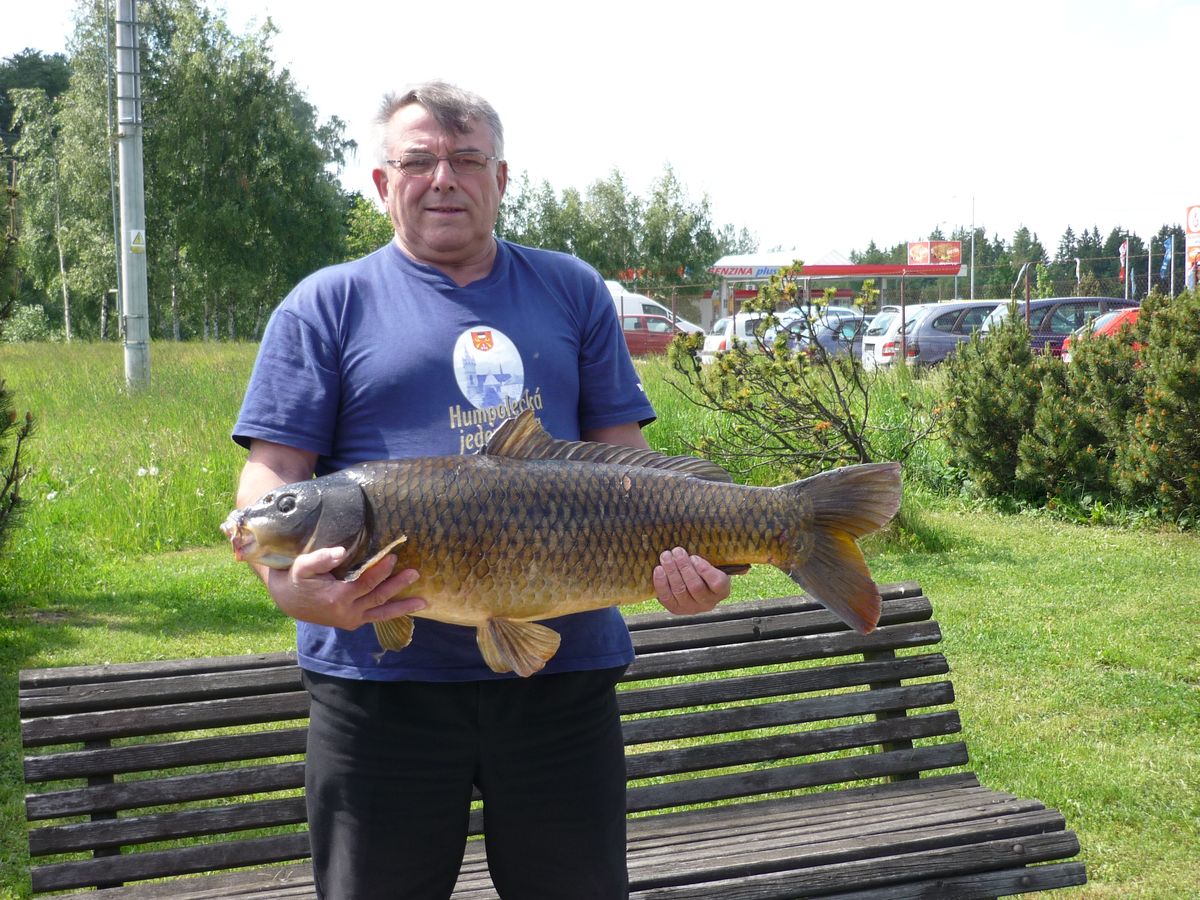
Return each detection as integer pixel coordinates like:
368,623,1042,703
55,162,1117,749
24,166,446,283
223,410,901,677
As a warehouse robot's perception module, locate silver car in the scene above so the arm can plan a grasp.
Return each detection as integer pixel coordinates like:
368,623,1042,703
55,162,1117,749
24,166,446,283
906,300,1004,365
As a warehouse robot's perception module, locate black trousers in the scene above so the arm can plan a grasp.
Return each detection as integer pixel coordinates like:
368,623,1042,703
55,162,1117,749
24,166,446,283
302,667,629,900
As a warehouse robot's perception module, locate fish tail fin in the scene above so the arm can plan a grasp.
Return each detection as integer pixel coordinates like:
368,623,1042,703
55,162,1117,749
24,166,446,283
778,462,902,634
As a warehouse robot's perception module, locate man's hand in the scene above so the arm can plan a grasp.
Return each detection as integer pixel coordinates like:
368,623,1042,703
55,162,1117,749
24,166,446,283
652,547,732,615
264,548,427,631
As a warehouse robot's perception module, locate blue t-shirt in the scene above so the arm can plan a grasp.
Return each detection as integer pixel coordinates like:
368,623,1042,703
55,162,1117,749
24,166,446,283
233,239,655,681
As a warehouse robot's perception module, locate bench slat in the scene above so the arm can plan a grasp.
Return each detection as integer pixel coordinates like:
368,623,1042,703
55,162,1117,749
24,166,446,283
627,594,933,654
624,621,942,682
31,832,312,895
623,581,924,632
25,762,305,820
626,742,969,814
29,796,308,856
817,862,1088,899
18,652,298,691
626,830,1082,898
618,653,949,716
626,711,961,784
20,667,304,717
24,727,308,784
22,692,311,748
622,682,955,745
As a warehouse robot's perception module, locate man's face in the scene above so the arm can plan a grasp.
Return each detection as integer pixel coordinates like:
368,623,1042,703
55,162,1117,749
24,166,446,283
372,104,507,272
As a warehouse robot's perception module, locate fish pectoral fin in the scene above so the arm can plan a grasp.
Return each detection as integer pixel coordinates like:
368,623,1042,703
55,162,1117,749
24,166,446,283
341,535,408,582
373,616,415,652
717,564,752,576
476,619,561,678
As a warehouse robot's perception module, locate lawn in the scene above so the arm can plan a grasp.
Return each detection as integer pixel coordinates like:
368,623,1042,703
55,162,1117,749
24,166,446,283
0,343,1196,898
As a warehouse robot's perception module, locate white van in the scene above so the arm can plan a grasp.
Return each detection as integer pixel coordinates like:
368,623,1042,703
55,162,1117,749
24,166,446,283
605,281,704,333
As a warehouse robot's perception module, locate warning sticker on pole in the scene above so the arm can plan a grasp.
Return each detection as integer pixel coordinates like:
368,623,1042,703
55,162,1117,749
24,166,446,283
129,229,146,254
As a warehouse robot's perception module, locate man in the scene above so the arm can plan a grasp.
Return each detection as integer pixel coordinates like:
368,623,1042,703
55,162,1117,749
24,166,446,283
232,81,731,900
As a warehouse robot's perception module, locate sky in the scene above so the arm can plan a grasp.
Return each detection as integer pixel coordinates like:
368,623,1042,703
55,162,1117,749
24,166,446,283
5,0,1198,262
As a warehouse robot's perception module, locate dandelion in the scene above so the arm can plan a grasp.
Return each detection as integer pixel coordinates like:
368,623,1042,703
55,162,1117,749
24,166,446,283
46,490,58,501
149,465,159,476
137,467,148,477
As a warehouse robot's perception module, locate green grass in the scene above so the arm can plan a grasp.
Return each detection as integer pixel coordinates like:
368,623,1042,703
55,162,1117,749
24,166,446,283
0,343,1197,898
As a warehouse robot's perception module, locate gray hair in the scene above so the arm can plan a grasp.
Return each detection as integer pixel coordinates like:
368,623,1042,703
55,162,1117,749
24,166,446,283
374,81,505,166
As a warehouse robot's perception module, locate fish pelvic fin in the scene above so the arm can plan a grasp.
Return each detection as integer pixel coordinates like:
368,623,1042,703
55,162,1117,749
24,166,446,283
484,410,732,482
779,462,902,635
373,615,415,652
476,618,562,678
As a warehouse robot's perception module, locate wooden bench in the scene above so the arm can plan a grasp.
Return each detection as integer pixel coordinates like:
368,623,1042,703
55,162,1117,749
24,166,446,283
19,581,1086,898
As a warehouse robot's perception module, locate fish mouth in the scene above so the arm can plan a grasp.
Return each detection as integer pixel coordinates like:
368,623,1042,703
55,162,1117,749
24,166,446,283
221,510,257,563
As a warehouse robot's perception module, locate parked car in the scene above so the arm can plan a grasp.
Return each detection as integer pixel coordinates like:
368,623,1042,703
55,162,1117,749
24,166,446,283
699,312,775,364
861,304,938,369
620,313,685,355
786,314,868,359
1061,307,1141,362
906,300,1004,366
980,297,1139,357
605,281,704,333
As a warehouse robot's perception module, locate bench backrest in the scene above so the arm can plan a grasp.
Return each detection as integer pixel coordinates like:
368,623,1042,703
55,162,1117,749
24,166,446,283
20,581,965,894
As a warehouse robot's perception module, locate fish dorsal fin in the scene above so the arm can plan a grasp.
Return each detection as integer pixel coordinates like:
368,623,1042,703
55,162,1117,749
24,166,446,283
483,410,732,483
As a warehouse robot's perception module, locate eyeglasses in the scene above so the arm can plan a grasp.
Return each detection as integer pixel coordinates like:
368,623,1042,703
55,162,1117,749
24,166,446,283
385,152,501,177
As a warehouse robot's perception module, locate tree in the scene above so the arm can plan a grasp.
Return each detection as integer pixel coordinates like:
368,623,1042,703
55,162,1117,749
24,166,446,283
343,193,392,260
0,48,70,152
0,162,34,552
10,0,353,341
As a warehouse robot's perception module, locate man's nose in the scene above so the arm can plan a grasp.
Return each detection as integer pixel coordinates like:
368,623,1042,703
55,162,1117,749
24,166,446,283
430,158,457,188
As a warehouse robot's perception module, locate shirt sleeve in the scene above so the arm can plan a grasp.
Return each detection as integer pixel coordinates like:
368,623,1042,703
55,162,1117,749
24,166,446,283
232,306,341,456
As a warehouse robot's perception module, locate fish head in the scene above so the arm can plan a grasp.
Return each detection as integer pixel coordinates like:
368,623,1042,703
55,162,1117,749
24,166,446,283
221,477,368,571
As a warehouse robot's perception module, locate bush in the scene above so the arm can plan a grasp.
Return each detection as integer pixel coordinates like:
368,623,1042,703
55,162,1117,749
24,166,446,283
2,303,59,342
668,271,938,482
942,289,1200,524
1114,290,1200,519
1016,358,1109,499
941,306,1042,498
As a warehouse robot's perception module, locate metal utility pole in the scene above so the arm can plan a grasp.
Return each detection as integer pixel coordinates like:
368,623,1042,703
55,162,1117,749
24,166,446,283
115,0,150,389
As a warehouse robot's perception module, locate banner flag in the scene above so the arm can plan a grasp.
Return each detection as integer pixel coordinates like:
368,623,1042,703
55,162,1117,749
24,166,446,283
1119,240,1128,282
1160,236,1173,278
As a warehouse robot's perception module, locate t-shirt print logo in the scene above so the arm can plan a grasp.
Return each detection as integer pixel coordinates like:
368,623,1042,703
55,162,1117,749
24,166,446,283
453,326,526,410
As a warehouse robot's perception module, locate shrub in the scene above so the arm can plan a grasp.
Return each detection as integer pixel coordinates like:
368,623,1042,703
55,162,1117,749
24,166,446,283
1016,358,1109,499
1114,290,1200,519
2,303,58,342
668,271,938,482
941,306,1042,498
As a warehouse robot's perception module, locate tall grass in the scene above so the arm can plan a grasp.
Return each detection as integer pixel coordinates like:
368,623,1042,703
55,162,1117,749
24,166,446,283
1,343,256,570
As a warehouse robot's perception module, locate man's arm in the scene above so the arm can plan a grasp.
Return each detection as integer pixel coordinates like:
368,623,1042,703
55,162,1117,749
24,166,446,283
236,439,426,629
582,422,733,615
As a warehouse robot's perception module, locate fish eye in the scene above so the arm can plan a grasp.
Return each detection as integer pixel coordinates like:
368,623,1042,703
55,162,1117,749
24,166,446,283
276,494,297,514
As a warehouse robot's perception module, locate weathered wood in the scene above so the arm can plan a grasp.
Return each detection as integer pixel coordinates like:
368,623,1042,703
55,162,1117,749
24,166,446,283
18,584,1085,898
24,726,308,783
25,761,305,820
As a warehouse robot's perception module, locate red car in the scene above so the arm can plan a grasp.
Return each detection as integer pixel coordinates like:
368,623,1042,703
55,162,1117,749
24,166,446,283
621,314,685,355
1061,307,1141,362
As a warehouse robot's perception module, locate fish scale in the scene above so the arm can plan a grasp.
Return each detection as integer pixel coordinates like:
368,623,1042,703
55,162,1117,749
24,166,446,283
223,410,902,676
